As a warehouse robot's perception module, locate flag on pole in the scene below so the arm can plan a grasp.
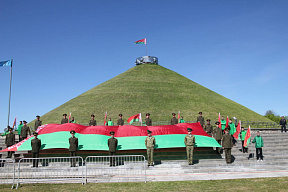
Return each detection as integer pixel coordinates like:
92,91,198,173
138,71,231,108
0,60,12,67
127,113,141,125
225,116,229,129
243,125,251,147
12,117,17,129
104,111,107,126
178,111,180,123
218,112,221,128
135,38,146,44
233,120,241,139
68,113,71,122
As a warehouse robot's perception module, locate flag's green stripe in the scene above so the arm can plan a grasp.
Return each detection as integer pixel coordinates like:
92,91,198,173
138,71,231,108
135,42,145,44
18,133,221,151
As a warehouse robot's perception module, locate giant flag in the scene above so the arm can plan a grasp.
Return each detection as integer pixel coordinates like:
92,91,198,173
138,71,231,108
0,123,221,152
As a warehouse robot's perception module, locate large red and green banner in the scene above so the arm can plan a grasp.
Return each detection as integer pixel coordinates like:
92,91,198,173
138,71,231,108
1,123,221,152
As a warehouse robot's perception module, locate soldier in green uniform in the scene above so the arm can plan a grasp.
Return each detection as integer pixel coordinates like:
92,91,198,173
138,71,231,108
17,121,23,141
31,132,41,167
89,114,97,126
20,121,31,141
145,130,156,166
61,114,68,124
108,131,118,166
196,112,205,128
184,128,195,165
5,127,15,158
34,115,42,131
222,129,233,164
204,119,213,136
213,121,223,154
69,130,78,167
117,114,124,126
179,116,185,123
170,113,178,125
107,118,114,126
145,113,152,126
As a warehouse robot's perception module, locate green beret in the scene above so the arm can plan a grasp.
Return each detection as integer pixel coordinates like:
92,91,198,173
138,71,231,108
187,128,192,132
147,130,152,134
110,131,115,135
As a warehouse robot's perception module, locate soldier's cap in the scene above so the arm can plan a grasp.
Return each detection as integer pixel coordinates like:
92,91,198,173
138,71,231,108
198,112,202,114
187,128,193,132
224,128,229,132
110,131,115,135
172,113,176,116
63,114,67,116
119,114,122,117
23,120,27,123
91,114,95,117
33,132,38,136
146,113,150,116
36,115,40,118
70,130,76,134
215,121,220,125
206,119,211,122
147,130,152,134
8,126,13,130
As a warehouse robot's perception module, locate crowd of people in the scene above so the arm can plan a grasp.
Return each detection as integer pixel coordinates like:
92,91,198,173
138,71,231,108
2,112,269,166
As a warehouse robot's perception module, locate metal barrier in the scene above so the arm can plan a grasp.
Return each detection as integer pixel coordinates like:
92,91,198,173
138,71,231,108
16,157,84,189
0,158,15,189
85,155,146,184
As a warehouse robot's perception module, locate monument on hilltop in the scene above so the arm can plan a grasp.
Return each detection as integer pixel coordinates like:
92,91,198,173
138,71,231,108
135,56,158,65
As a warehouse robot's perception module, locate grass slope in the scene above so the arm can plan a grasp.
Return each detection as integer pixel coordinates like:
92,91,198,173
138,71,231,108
36,64,270,125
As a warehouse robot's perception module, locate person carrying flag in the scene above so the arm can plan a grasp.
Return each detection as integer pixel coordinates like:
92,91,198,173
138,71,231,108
240,127,248,153
16,121,23,141
61,114,68,124
179,116,185,123
220,116,226,131
204,119,213,136
213,121,223,154
34,115,42,131
106,118,114,126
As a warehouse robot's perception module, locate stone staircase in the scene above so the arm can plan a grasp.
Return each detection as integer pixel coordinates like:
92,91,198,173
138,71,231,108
0,136,28,160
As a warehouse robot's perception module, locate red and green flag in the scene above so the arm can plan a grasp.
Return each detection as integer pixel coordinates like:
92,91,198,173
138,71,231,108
0,123,221,152
225,116,229,129
104,111,107,126
243,125,251,147
127,113,142,125
233,120,241,139
135,38,146,44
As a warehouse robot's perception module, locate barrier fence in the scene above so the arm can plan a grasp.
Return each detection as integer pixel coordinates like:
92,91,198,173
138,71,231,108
16,157,84,189
0,155,146,189
0,158,15,189
85,155,146,184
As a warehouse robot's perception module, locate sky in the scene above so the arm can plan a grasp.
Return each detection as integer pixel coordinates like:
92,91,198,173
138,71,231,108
0,0,287,131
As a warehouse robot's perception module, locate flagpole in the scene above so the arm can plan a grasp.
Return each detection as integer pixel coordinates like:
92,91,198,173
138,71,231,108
7,59,13,127
145,38,147,56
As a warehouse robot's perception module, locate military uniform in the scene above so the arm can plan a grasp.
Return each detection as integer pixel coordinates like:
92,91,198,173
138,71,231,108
171,117,178,125
222,132,233,164
5,129,15,158
204,124,213,136
89,119,97,126
61,118,68,124
21,124,31,140
145,118,152,126
69,130,78,167
108,132,118,166
184,128,195,165
34,116,42,131
117,118,124,126
213,122,223,153
31,133,41,167
145,130,156,166
197,114,205,128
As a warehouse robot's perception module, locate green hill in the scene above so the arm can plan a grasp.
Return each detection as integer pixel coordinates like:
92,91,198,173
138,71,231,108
35,64,270,125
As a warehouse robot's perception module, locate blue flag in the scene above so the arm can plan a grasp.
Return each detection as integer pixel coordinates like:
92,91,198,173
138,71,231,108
0,60,12,67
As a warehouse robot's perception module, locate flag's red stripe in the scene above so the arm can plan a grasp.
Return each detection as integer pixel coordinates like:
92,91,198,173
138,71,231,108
127,114,140,123
36,123,210,137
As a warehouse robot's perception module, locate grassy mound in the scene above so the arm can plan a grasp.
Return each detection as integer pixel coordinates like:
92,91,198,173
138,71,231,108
35,64,270,125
